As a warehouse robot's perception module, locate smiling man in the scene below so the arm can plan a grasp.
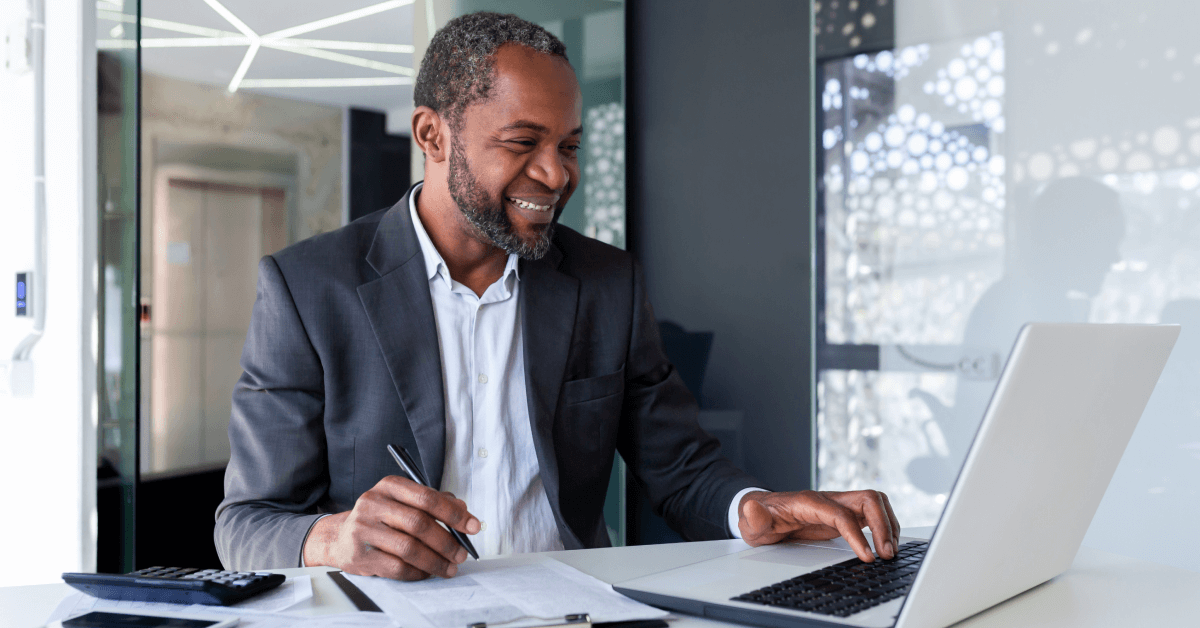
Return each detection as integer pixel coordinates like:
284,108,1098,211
215,12,899,580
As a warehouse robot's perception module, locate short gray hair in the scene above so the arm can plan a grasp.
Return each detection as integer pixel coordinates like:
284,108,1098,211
414,11,568,128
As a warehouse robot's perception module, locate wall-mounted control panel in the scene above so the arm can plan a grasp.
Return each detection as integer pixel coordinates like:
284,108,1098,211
16,272,29,316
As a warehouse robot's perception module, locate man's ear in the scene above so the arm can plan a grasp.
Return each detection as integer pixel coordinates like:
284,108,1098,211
412,106,448,163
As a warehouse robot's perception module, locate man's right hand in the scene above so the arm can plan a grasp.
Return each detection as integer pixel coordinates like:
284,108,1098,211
302,475,481,580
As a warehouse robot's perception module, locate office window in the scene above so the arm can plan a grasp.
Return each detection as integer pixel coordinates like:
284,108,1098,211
817,0,1200,574
817,33,1008,527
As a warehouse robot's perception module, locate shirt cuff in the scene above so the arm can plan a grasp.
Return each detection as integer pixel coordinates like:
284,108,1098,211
728,487,769,539
299,514,330,567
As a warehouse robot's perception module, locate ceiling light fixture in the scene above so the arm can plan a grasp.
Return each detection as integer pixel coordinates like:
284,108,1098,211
263,0,415,40
262,41,414,75
97,1,417,93
99,9,240,38
273,38,415,54
238,77,414,88
139,37,253,48
202,0,259,92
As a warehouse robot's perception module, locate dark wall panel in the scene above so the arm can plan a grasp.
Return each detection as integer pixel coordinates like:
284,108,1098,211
350,109,412,220
628,0,814,493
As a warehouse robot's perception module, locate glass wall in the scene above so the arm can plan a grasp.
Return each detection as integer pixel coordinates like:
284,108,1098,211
94,0,626,566
128,0,365,476
817,0,1200,573
97,0,141,574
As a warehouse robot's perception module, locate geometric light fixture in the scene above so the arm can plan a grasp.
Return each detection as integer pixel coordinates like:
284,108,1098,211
97,0,416,92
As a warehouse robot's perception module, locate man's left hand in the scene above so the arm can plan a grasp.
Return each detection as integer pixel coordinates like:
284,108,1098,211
738,490,901,562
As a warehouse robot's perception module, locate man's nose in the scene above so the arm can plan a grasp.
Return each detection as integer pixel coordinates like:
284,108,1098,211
527,147,571,193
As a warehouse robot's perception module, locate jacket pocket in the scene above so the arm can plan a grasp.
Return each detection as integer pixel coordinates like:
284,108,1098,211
561,367,625,405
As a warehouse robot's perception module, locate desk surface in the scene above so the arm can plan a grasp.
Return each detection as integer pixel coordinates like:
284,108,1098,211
6,532,1200,628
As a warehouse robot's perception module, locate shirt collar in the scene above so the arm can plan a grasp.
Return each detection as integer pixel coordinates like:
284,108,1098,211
408,182,521,291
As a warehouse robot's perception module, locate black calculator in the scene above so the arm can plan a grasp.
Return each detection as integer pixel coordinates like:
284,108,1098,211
62,567,286,606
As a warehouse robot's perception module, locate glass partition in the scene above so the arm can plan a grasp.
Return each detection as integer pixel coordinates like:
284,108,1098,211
134,0,358,477
817,0,1200,573
107,0,627,565
96,0,141,574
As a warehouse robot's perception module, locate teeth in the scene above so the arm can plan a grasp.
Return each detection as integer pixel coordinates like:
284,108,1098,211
508,197,552,211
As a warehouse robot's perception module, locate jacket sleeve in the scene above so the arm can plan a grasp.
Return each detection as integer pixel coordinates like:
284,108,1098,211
214,255,328,570
617,262,765,540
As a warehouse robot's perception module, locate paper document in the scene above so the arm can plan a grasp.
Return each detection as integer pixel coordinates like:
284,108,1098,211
46,575,316,625
345,554,669,628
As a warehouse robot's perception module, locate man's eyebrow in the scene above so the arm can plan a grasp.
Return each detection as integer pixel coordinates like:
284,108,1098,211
500,120,550,133
500,120,584,137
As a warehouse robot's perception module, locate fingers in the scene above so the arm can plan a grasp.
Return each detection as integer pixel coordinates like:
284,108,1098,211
811,498,876,563
357,490,468,573
340,477,481,580
739,498,786,546
881,492,901,541
857,491,896,559
361,519,462,579
741,490,902,564
354,538,430,581
379,476,481,534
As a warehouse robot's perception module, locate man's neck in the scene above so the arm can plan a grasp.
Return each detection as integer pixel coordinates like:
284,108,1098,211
415,181,509,297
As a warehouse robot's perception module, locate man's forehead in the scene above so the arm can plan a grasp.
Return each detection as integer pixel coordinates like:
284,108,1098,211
465,44,581,132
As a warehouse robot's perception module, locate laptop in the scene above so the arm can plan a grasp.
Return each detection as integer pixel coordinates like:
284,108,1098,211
615,323,1179,628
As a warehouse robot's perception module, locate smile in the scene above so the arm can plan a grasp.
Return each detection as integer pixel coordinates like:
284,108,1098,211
507,197,554,212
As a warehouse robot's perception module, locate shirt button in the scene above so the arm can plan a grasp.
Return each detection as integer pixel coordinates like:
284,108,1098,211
478,374,488,384
480,520,488,532
478,447,488,458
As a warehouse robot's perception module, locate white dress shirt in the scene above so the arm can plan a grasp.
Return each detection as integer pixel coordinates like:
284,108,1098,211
406,184,758,556
409,185,563,556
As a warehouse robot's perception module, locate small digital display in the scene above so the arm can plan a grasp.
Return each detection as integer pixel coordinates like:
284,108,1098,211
62,611,221,627
16,273,28,316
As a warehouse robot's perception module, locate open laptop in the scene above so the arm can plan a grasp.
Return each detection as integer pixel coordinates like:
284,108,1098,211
615,323,1179,628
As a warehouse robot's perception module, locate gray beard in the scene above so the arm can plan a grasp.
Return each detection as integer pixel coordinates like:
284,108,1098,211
447,139,554,260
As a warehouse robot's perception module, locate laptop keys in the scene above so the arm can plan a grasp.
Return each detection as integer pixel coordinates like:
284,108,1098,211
732,540,929,617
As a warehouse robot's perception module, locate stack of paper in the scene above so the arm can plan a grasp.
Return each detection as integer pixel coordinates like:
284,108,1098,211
345,554,669,628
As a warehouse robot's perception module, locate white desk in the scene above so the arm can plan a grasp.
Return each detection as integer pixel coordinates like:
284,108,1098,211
6,533,1200,628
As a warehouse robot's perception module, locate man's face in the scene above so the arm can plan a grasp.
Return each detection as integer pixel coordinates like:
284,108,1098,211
446,44,582,260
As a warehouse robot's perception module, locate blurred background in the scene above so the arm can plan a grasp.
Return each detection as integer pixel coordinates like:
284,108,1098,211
0,0,1196,584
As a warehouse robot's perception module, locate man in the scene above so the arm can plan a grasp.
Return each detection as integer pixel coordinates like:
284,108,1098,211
215,12,899,580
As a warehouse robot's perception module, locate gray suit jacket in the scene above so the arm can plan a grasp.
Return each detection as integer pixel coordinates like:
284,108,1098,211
215,185,760,570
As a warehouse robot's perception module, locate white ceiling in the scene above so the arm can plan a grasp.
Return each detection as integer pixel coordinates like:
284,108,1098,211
98,0,416,113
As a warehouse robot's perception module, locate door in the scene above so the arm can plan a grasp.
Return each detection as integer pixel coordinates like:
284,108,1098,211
148,179,286,473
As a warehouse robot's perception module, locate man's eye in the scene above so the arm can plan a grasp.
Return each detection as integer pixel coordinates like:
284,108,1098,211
508,140,536,147
563,145,581,153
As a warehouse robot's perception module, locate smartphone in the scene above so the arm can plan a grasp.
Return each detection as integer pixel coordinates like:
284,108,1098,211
53,609,238,628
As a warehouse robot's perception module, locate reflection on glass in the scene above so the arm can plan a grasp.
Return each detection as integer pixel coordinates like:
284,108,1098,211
97,0,140,574
819,0,1200,573
818,34,1008,524
125,0,392,475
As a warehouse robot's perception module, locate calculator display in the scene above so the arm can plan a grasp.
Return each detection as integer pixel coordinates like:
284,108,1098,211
62,611,221,627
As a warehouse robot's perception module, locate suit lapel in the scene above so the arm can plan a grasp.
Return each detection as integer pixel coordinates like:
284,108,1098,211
520,243,580,546
357,187,448,489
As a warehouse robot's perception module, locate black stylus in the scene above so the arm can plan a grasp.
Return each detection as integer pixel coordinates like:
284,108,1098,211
386,443,480,560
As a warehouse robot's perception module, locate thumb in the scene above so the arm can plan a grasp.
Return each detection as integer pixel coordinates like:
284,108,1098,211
740,498,775,539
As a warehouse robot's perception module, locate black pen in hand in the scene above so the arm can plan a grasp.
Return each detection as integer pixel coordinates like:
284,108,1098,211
386,443,480,560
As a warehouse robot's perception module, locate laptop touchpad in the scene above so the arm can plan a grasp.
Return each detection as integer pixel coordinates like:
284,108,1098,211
740,543,855,568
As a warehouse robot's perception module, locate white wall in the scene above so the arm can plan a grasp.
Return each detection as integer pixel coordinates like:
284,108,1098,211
0,0,96,586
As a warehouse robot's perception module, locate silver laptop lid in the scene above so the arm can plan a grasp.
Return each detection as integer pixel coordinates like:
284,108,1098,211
896,323,1179,628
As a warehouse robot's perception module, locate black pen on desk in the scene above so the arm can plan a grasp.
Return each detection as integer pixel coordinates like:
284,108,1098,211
387,443,480,560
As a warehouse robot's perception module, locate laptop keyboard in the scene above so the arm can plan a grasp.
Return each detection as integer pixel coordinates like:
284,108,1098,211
732,540,928,618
